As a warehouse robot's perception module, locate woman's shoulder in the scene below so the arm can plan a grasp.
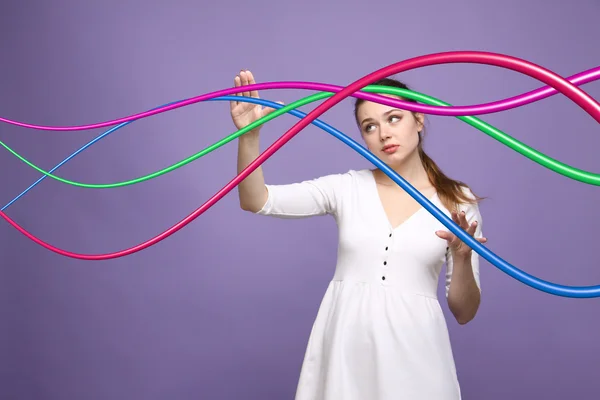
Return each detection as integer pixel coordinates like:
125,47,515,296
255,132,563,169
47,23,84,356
455,184,483,216
458,184,477,200
312,168,371,183
300,168,372,196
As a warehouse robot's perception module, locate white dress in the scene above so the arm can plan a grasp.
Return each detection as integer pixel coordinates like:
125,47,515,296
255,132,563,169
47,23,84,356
257,168,482,400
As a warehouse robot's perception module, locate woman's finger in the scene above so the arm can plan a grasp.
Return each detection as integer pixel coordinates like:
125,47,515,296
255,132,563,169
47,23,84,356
246,70,260,98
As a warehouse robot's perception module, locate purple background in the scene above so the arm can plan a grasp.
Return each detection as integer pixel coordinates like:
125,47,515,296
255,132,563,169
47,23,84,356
1,0,599,398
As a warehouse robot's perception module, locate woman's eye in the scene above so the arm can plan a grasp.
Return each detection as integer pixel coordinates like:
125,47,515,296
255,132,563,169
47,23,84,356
390,115,400,123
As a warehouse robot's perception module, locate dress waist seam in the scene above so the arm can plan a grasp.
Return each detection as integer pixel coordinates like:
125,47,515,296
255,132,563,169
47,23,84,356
329,278,438,300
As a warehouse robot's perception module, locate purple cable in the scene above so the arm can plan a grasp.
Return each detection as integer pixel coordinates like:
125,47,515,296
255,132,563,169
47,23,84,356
1,62,599,131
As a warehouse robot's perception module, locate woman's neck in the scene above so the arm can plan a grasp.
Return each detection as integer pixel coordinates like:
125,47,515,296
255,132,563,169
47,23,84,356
372,153,430,188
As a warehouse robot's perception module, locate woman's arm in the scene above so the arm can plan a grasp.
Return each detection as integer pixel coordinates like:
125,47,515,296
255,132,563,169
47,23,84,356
229,70,277,213
437,199,486,325
446,248,481,324
237,132,268,213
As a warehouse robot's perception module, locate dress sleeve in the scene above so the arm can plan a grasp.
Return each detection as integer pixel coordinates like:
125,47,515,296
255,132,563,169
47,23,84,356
444,189,483,297
255,172,348,219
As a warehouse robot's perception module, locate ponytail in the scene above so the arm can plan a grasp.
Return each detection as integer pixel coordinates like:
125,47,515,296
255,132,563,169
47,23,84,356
417,133,484,212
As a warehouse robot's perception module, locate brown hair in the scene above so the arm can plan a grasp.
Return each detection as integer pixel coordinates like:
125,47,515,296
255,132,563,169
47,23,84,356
353,77,484,212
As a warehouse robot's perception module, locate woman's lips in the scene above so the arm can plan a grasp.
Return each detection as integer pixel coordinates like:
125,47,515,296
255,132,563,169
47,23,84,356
382,145,399,154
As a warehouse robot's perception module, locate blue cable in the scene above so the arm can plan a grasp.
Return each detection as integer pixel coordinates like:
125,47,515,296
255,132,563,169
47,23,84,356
4,95,598,298
222,97,599,299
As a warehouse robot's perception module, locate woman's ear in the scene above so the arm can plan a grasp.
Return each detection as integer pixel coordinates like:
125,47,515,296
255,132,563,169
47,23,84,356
415,113,425,131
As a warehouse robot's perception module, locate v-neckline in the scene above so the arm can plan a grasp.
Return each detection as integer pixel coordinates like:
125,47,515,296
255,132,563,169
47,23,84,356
368,169,438,231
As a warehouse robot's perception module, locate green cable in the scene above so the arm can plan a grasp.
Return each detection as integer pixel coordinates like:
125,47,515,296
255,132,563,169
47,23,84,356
1,86,597,188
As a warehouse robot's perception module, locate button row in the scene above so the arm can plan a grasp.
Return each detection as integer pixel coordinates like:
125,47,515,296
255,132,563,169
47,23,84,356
383,232,393,282
385,240,389,279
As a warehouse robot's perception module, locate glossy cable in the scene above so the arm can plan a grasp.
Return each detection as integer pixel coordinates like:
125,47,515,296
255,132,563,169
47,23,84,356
1,52,599,130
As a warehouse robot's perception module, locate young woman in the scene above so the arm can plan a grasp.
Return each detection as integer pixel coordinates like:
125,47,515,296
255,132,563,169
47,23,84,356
231,70,487,400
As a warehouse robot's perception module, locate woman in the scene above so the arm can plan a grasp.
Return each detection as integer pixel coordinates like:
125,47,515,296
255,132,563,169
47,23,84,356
231,70,487,399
